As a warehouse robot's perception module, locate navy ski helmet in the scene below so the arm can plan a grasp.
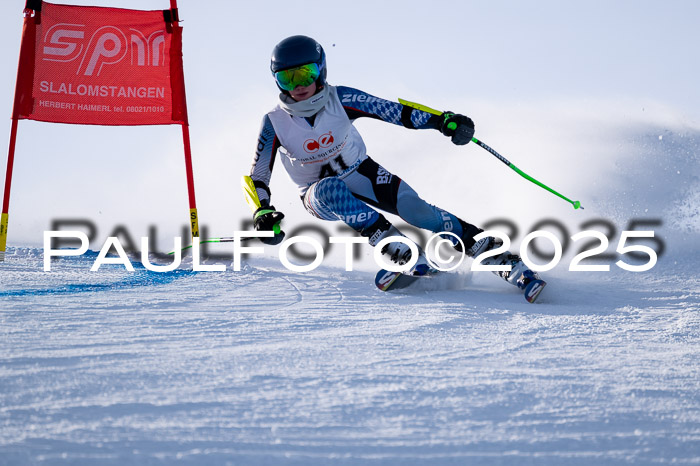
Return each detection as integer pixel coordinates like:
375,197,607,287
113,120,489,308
270,35,326,92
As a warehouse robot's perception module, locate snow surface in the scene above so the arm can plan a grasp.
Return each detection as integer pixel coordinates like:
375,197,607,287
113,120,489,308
1,228,699,466
2,72,700,466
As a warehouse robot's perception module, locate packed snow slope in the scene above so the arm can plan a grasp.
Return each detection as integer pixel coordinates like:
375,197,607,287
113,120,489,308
1,119,699,465
1,247,698,465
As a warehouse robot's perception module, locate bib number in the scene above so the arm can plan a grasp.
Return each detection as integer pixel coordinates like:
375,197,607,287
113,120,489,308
319,155,349,178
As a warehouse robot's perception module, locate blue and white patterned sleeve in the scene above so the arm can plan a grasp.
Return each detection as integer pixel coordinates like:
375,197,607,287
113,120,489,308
336,85,442,130
249,114,280,207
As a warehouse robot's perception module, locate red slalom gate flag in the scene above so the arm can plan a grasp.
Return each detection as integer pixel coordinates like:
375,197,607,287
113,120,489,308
1,1,199,262
16,1,186,125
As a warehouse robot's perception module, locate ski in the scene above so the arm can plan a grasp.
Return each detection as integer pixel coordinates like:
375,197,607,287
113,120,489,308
375,259,548,303
376,269,421,291
524,279,547,303
375,268,443,291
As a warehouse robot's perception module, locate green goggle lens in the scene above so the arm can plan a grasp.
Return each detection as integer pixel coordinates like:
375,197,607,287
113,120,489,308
274,63,320,91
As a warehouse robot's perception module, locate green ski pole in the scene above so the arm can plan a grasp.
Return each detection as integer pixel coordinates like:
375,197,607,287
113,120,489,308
399,98,583,210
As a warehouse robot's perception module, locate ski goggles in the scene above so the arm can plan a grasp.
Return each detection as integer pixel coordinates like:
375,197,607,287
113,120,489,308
274,63,320,91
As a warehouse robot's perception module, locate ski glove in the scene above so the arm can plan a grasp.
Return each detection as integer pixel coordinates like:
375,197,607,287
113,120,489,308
440,112,475,145
254,206,285,245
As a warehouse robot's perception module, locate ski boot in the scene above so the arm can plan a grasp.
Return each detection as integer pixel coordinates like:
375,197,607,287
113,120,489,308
372,225,434,291
483,252,547,303
377,226,430,276
464,235,503,258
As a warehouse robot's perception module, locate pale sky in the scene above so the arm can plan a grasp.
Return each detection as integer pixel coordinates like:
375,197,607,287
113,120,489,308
1,0,698,248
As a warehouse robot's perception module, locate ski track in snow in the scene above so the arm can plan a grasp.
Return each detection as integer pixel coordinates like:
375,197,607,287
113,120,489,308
0,247,698,465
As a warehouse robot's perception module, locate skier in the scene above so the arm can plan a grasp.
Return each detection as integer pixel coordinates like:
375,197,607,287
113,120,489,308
247,35,540,294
